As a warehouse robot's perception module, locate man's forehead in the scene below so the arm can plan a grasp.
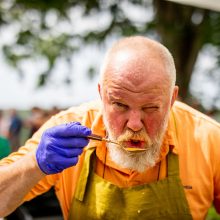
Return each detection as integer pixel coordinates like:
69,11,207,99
105,84,167,102
102,68,169,95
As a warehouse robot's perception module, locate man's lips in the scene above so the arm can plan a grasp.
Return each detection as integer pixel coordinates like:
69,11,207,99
123,140,146,149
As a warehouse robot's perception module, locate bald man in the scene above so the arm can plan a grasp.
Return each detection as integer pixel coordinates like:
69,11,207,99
0,36,220,220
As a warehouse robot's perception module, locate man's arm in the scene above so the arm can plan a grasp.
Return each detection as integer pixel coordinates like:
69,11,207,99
0,122,91,217
0,151,45,217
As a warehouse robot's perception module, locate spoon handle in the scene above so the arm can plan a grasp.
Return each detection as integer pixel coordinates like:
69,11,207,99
87,134,118,145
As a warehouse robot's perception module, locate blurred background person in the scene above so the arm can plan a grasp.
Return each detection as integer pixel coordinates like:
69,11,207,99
7,109,23,152
0,110,10,138
25,107,50,138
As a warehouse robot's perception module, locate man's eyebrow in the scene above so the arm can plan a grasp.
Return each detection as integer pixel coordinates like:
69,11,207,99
107,92,121,100
142,101,161,106
108,95,125,103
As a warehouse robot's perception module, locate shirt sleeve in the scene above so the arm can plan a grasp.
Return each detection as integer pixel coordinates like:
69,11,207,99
213,152,220,213
0,102,98,203
0,114,63,201
209,123,220,213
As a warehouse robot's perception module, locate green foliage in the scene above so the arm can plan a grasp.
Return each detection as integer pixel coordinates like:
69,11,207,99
0,0,152,86
0,0,220,106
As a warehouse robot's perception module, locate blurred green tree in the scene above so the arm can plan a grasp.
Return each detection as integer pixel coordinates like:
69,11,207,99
0,0,220,105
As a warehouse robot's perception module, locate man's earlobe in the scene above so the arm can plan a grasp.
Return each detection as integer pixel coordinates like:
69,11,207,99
171,86,179,107
98,84,102,100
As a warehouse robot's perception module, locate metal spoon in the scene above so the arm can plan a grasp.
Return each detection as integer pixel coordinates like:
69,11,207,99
87,134,119,145
87,134,147,152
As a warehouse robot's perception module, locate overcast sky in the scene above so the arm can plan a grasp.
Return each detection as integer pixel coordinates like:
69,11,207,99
0,46,104,110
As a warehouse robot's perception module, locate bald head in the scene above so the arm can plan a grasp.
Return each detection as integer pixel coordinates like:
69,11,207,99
99,36,176,93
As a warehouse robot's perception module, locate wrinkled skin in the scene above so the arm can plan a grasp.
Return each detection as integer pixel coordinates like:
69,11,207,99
99,40,178,148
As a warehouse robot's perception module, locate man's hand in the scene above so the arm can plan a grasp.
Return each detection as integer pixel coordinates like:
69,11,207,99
36,122,91,174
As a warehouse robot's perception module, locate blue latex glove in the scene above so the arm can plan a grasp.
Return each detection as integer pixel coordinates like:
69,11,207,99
36,122,91,174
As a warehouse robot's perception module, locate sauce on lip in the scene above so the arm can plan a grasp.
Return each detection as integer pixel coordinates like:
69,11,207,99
124,140,146,149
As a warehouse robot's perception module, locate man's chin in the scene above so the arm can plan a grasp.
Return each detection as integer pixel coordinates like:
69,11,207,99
106,142,160,173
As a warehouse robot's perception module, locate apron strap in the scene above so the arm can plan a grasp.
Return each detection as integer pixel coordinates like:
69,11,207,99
167,149,179,177
75,147,96,201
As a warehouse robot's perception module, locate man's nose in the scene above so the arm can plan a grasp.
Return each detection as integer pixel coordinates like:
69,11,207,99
126,110,143,132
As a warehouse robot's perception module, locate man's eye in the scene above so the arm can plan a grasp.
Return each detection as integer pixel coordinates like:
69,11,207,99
143,106,159,112
113,102,128,109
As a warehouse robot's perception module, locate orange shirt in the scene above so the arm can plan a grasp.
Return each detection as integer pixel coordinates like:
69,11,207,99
1,101,220,220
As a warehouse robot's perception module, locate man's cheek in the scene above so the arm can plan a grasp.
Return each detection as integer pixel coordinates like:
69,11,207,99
144,117,162,138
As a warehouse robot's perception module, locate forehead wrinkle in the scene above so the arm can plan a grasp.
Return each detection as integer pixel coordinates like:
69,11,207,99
107,85,165,105
102,51,170,91
105,72,169,95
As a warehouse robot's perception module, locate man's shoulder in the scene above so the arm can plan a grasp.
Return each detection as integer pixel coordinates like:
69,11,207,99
173,101,220,129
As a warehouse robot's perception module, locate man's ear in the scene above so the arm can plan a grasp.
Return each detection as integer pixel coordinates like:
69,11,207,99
171,86,179,107
98,83,102,100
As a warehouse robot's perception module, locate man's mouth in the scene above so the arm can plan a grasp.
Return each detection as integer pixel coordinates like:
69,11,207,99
123,140,146,150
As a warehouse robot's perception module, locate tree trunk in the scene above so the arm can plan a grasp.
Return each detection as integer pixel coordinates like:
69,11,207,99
153,0,209,101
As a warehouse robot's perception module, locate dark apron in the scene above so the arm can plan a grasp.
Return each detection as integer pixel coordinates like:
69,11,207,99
68,147,192,220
